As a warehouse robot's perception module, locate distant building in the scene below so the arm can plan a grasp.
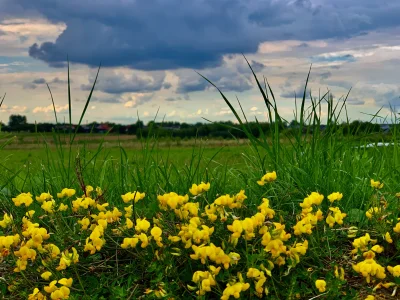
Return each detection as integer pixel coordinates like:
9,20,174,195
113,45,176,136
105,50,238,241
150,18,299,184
96,123,112,133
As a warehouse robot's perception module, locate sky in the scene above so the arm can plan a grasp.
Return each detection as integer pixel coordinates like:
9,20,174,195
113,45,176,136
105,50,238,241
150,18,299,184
0,0,399,125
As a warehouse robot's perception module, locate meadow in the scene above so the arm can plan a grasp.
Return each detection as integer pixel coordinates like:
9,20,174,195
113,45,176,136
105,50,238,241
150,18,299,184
1,63,400,299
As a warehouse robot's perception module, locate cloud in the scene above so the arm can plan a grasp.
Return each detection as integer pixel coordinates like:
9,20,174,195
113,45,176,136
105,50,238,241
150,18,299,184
32,78,45,84
33,104,68,113
280,86,312,99
236,60,265,73
347,98,365,106
162,82,172,89
215,109,232,116
3,0,400,70
25,76,69,89
123,93,154,108
81,70,166,94
0,104,27,113
176,64,253,93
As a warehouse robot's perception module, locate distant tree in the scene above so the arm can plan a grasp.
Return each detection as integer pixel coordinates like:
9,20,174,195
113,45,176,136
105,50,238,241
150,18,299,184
9,115,27,127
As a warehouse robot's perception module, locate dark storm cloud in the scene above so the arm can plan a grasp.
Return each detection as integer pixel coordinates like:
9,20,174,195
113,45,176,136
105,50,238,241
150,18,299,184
26,77,70,89
280,86,312,99
4,0,400,70
32,78,46,84
177,71,253,94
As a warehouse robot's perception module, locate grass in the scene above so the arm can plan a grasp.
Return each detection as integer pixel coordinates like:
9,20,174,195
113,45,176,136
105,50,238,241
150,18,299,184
1,60,400,299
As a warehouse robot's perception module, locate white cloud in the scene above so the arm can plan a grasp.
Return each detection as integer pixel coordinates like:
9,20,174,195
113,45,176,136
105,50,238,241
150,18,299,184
0,104,27,113
0,18,66,56
33,104,68,113
215,109,232,116
250,106,258,111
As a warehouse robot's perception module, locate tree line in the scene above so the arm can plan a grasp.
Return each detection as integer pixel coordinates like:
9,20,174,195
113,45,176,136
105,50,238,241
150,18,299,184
0,114,393,138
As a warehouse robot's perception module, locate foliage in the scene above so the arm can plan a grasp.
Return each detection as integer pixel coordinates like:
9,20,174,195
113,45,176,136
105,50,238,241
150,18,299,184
1,59,400,299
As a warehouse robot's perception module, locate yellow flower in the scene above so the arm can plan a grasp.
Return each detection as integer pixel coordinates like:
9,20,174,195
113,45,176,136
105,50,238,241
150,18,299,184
28,288,46,300
45,243,60,259
121,237,139,249
353,258,386,283
326,214,335,228
26,210,35,218
138,233,149,248
334,266,345,280
371,245,384,253
57,188,76,198
227,220,243,238
315,279,326,292
41,271,52,280
387,265,400,277
78,217,91,230
41,200,56,213
394,222,400,233
221,282,250,300
12,192,33,207
308,192,324,205
121,191,145,203
36,192,52,203
50,286,70,300
58,278,73,287
257,171,277,185
385,232,393,243
0,213,13,228
327,192,343,203
366,207,381,219
370,179,384,189
58,203,68,211
135,218,151,233
365,296,375,300
44,280,58,293
189,182,210,196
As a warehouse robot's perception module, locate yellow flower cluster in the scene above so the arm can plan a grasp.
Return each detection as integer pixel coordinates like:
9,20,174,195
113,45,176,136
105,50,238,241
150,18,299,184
173,217,214,248
56,247,79,271
221,276,250,300
0,212,13,228
121,218,160,249
121,191,146,203
5,174,400,299
191,266,221,295
57,188,76,198
190,243,240,269
247,267,269,297
370,179,384,189
12,192,33,207
366,207,381,219
326,207,347,228
157,191,199,220
203,190,247,222
36,192,68,213
293,192,325,235
257,171,277,185
189,181,211,196
351,233,386,283
38,278,73,299
158,192,189,210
